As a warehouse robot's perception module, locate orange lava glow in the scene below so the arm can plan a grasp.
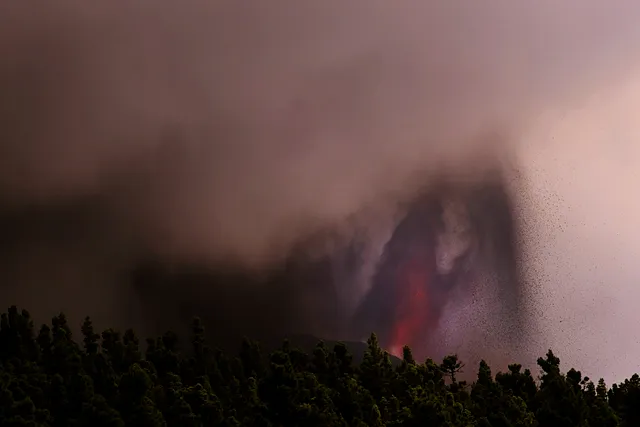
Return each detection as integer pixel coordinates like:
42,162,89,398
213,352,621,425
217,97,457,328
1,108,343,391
389,250,432,358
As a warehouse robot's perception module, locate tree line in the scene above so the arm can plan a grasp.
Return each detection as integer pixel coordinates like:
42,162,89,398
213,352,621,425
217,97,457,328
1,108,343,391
0,305,637,426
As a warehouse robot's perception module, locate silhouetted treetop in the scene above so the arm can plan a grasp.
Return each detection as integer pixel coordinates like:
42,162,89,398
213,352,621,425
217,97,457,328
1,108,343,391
0,305,635,426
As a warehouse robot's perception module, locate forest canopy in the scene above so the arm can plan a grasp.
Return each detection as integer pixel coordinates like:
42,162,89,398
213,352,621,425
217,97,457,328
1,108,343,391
0,305,635,426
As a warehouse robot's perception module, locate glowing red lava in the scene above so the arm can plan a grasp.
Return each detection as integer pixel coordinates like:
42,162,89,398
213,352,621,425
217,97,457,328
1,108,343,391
388,249,432,358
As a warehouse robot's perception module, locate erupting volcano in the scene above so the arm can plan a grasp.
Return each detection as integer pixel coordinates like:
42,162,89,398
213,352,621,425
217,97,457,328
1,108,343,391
354,192,446,359
119,170,526,364
388,247,434,357
353,175,524,361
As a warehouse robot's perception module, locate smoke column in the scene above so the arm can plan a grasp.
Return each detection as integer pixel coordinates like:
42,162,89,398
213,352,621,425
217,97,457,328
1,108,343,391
351,172,524,363
0,1,640,378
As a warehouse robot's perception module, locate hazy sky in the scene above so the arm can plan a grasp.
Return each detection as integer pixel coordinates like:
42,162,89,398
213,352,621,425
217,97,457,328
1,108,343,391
1,0,640,382
520,76,640,383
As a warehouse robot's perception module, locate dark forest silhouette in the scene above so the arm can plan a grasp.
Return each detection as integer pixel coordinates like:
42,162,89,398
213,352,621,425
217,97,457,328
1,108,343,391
0,305,637,426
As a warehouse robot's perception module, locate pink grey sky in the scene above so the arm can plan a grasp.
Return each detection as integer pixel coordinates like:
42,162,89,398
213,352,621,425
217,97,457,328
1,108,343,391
0,0,640,382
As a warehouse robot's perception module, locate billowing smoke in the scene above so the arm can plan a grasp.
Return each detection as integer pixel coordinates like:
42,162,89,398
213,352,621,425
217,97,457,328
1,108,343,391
353,170,525,362
0,1,639,371
126,164,525,365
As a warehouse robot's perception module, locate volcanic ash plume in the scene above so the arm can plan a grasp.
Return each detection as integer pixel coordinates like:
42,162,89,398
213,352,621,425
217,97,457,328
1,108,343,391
352,170,525,362
126,160,527,368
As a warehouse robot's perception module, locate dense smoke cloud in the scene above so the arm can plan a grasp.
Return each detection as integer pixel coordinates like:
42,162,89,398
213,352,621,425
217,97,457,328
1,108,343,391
0,1,639,374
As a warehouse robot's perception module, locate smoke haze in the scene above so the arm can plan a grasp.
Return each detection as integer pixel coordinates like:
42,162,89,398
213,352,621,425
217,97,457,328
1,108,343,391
0,0,640,381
